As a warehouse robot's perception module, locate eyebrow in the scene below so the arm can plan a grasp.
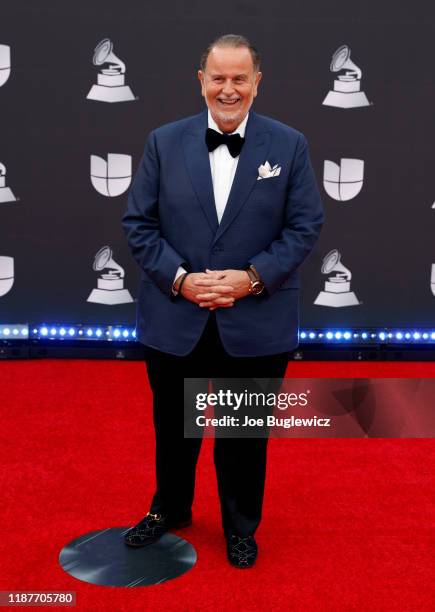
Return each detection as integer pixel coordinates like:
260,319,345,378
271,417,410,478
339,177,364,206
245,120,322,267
210,73,248,79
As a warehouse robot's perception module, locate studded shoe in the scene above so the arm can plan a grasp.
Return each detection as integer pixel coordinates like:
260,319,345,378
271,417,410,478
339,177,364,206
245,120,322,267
226,535,258,568
124,511,192,547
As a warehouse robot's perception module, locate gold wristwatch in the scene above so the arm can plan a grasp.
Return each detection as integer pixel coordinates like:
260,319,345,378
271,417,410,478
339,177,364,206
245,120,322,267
246,265,265,295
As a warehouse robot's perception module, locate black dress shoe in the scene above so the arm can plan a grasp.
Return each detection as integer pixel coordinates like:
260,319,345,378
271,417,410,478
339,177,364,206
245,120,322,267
226,534,258,568
124,512,192,547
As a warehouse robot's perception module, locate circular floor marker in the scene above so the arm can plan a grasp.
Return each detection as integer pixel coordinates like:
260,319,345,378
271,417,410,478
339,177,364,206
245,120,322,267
59,527,197,587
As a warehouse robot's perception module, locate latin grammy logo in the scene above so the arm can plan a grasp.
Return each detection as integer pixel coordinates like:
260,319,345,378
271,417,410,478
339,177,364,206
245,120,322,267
0,44,11,88
323,158,364,201
0,162,17,203
314,249,360,307
87,246,133,305
90,154,132,197
86,38,136,103
322,45,371,109
0,256,14,297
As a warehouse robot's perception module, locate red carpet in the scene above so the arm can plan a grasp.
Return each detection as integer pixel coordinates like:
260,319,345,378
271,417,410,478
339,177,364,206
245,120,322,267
0,360,434,611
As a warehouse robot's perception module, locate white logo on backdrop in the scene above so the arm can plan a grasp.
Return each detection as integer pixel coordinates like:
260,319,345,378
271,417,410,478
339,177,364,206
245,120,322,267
323,45,371,109
314,250,360,307
323,158,364,201
87,38,136,103
431,265,435,297
0,256,14,297
0,45,11,87
90,154,132,197
87,246,133,305
0,163,17,203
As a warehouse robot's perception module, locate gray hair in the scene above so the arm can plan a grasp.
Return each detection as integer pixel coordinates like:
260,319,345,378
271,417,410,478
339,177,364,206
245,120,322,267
200,34,261,72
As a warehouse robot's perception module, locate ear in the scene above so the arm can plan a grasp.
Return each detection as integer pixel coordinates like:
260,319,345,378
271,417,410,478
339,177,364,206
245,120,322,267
198,70,206,97
253,71,262,98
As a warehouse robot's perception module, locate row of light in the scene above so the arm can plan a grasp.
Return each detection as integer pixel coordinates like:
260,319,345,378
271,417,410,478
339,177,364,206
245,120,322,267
299,329,435,343
0,324,29,339
1,324,435,344
30,325,136,341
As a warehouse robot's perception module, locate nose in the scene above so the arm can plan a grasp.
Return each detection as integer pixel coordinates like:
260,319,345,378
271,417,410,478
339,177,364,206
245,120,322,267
222,79,236,96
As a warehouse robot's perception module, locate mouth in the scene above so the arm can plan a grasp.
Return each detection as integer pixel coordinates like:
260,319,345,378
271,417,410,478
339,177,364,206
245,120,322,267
217,98,241,106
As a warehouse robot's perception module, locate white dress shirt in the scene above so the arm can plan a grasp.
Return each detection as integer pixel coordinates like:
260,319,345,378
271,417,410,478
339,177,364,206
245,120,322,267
172,110,249,293
208,109,248,223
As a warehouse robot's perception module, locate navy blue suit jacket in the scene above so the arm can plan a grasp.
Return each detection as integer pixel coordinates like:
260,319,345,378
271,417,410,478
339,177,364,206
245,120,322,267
122,109,323,356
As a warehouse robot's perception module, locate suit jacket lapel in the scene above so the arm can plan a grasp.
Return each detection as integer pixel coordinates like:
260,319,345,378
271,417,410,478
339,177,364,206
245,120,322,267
182,109,272,242
213,111,271,245
182,110,219,234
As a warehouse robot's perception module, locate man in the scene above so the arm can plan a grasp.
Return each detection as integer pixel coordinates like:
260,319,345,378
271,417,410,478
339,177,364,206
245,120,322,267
122,34,323,568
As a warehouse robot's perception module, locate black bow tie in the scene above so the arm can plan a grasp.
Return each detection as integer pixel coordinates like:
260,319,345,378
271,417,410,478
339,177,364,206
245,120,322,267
205,128,245,158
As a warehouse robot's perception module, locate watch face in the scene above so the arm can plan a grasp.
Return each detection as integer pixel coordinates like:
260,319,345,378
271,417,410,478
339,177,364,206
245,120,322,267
251,281,264,295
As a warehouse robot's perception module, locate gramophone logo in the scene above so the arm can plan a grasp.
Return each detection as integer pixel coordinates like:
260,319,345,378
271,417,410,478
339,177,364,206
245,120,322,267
323,158,364,201
0,256,14,297
431,264,435,297
87,246,133,305
0,162,17,204
0,45,11,88
90,154,132,197
87,38,136,103
0,162,17,203
314,250,360,307
322,45,371,108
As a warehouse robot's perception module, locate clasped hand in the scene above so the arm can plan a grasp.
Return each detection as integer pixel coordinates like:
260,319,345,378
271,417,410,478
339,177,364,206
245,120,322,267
181,269,251,310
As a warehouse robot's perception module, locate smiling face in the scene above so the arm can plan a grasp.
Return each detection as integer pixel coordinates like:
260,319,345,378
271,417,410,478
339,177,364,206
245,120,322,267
198,45,262,133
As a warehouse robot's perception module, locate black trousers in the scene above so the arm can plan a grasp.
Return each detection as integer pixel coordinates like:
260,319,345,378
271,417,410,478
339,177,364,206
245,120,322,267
144,312,289,538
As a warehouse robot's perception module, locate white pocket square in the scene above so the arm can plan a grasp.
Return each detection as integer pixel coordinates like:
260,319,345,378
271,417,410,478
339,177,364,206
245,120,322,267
257,161,281,180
